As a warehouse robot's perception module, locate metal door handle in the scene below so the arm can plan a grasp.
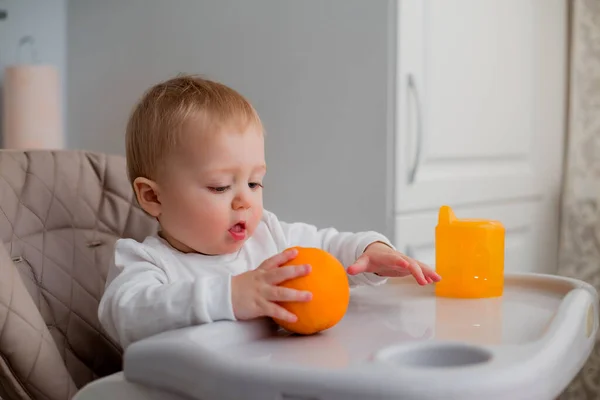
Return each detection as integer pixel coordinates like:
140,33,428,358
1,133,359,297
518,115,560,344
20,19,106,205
407,74,423,184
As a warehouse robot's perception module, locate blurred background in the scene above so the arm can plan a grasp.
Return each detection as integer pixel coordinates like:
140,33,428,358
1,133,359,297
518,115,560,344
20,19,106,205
0,0,598,398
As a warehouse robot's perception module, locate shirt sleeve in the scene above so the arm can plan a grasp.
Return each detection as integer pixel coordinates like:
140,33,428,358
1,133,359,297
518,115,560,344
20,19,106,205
263,211,394,287
97,239,235,349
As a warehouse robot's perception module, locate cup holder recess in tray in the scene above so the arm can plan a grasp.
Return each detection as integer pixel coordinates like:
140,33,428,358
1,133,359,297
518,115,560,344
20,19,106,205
374,342,493,368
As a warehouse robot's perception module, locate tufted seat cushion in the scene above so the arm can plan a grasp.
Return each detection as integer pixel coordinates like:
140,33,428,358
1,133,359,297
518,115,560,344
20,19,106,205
0,150,157,400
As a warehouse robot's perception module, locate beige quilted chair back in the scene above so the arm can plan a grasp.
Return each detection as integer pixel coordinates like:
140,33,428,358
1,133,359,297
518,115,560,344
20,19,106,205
0,150,158,400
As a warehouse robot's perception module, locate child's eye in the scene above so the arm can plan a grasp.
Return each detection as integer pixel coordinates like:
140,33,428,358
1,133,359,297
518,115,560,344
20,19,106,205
249,182,263,189
209,186,230,193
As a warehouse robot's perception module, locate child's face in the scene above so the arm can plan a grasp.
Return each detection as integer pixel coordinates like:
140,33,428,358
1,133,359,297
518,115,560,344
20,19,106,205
155,121,266,255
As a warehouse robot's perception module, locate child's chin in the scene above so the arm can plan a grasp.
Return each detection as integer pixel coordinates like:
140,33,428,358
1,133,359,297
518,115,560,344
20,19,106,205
224,238,247,252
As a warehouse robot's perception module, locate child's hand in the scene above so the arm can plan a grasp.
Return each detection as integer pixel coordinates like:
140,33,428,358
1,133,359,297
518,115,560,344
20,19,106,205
347,242,441,286
231,248,313,323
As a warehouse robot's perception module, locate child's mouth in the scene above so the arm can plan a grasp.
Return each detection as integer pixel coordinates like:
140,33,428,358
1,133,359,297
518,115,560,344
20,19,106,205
229,221,246,241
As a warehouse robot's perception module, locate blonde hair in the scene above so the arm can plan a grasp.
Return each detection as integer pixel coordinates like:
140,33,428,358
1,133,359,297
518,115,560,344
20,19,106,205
125,74,262,185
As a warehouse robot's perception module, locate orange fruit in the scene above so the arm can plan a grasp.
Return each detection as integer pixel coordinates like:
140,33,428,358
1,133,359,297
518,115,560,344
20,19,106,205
273,247,350,335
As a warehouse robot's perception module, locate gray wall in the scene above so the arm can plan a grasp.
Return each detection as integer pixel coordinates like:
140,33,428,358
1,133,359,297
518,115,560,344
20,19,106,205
0,0,67,147
68,0,395,238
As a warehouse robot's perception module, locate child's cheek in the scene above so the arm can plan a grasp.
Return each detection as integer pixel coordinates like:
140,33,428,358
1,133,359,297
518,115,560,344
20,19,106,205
249,207,264,232
200,196,231,222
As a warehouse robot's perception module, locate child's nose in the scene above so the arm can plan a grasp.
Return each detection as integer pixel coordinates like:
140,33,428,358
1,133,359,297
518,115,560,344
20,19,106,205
232,192,251,210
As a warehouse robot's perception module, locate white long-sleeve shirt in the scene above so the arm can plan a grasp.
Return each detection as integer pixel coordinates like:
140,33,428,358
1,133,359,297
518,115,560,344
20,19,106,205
98,209,393,348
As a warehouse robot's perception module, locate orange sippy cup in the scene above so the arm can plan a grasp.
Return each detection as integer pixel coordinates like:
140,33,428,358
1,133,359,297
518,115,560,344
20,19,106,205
434,205,505,298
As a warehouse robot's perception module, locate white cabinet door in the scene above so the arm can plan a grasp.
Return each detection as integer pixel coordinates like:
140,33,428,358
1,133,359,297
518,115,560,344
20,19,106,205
394,0,566,274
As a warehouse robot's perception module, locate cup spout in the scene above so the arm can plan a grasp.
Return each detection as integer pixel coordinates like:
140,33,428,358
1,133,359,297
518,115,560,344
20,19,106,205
438,205,456,226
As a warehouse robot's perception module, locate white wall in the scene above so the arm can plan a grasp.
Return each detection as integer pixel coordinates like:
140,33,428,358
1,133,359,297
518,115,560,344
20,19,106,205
67,0,395,237
0,0,67,147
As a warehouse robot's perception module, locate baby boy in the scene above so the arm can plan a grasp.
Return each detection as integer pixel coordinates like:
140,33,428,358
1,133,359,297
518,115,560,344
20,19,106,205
98,75,441,349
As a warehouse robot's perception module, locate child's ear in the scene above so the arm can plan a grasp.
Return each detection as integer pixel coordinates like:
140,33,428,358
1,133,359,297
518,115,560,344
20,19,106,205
133,177,162,218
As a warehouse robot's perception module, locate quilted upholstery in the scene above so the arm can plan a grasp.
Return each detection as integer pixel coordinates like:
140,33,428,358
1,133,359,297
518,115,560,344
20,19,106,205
0,150,158,400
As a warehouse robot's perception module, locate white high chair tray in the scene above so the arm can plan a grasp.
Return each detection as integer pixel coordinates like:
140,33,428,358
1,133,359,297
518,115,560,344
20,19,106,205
75,273,598,400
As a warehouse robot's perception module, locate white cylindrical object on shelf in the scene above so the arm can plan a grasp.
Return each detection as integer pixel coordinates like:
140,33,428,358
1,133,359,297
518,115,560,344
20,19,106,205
2,65,64,149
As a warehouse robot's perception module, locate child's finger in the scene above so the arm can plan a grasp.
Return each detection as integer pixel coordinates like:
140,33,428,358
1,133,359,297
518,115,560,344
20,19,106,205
419,262,442,282
405,258,427,285
259,248,299,271
265,285,312,302
267,264,311,285
346,255,370,275
263,300,298,323
376,252,411,269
